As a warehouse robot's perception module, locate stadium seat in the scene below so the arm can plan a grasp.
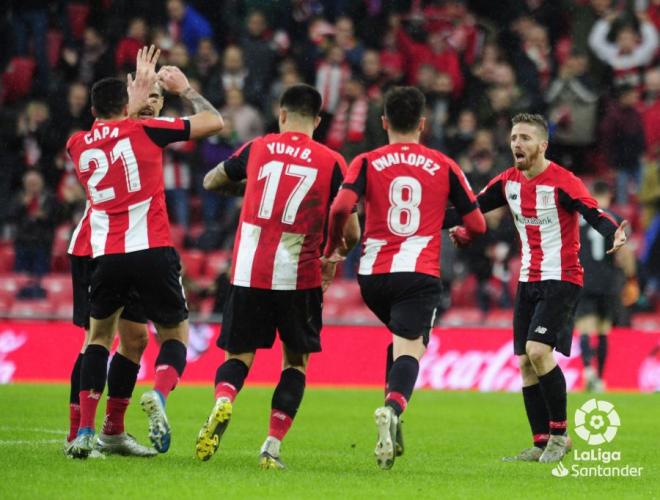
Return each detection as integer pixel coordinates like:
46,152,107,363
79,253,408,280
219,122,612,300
450,275,477,308
631,313,660,331
485,308,513,327
206,250,231,277
54,299,74,320
179,249,206,278
42,274,73,302
440,307,484,327
324,279,362,303
67,3,90,40
0,273,30,295
0,295,13,315
1,56,36,103
170,224,186,249
0,246,15,272
46,30,63,68
9,299,55,318
197,297,216,320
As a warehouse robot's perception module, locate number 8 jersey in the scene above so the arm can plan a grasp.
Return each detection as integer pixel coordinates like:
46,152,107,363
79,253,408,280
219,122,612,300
343,142,477,278
66,117,190,257
223,131,347,290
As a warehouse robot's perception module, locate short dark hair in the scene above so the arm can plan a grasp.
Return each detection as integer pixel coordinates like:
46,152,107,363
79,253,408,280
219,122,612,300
384,86,426,133
591,180,612,197
511,113,549,139
91,77,128,118
280,84,322,118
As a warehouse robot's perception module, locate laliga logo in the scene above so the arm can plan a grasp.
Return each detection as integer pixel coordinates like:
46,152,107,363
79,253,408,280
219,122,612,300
574,399,621,445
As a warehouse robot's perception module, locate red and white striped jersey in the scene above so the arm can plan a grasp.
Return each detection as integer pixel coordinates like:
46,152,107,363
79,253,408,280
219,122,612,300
66,117,190,257
477,162,619,286
163,140,195,190
67,201,92,256
224,131,346,290
343,142,478,278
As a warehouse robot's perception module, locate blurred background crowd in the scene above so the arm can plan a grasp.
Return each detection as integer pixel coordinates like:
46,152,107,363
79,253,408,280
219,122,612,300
0,0,658,326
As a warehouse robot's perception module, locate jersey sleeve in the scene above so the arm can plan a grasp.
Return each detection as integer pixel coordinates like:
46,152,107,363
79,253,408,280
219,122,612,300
447,161,478,215
142,117,191,148
223,141,254,181
341,155,368,197
557,175,619,238
477,173,507,212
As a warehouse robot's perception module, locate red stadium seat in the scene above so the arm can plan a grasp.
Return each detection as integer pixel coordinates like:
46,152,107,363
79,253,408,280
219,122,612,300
54,299,74,320
179,250,206,278
440,307,484,327
324,279,362,304
0,273,30,295
450,275,477,308
170,224,186,249
1,57,36,103
67,3,90,40
485,308,513,328
46,30,63,68
42,274,73,302
206,250,231,277
52,224,73,258
0,246,16,272
10,299,55,318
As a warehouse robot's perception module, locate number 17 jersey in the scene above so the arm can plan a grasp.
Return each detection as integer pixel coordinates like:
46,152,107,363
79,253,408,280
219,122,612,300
223,131,347,290
343,142,477,278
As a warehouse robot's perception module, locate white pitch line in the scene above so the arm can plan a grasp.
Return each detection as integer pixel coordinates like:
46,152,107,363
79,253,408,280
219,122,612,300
0,439,62,445
0,426,66,435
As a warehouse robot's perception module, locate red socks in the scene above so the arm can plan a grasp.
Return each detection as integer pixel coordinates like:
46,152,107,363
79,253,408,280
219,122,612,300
153,365,179,399
215,381,239,402
78,390,102,430
268,410,293,441
102,397,130,435
68,404,80,442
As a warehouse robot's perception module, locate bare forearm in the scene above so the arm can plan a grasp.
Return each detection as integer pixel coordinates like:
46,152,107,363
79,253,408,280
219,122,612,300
182,87,220,116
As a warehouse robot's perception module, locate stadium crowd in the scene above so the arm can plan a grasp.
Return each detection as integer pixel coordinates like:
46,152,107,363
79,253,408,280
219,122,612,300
0,0,659,323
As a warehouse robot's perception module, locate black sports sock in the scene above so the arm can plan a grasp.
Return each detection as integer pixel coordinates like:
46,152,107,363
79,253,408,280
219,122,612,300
522,384,550,448
80,344,110,393
69,353,83,404
597,335,608,378
385,355,419,416
538,365,568,436
214,358,249,399
384,343,393,397
107,352,140,399
271,368,306,419
580,334,592,368
155,339,187,376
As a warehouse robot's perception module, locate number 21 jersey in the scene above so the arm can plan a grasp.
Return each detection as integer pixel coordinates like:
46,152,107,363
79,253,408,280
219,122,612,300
67,117,190,257
343,142,477,278
223,131,346,290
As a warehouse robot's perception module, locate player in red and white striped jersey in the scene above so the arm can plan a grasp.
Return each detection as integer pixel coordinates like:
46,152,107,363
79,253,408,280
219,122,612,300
64,63,169,457
446,113,628,463
66,46,224,459
324,87,486,470
195,84,360,469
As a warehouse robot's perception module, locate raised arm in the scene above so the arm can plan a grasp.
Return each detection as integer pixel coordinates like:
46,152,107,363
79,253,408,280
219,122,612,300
157,65,223,139
127,45,160,117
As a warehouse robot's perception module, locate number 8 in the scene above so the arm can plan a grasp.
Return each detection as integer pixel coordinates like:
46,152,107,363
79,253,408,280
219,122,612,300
387,176,422,236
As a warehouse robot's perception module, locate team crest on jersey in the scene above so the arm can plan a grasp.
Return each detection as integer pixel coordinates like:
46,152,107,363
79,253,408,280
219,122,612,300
539,191,554,208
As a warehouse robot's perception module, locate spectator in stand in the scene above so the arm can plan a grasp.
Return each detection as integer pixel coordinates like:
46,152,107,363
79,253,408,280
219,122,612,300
601,83,646,204
166,0,213,56
60,27,115,86
220,88,264,144
424,0,480,66
334,16,364,73
545,50,599,173
209,45,261,110
424,71,456,151
56,82,94,137
325,78,385,162
190,38,221,99
240,10,278,111
162,107,195,229
8,170,60,278
393,14,464,97
589,11,659,89
115,18,149,74
445,108,478,158
379,27,405,85
521,23,554,92
10,0,49,95
315,43,351,141
641,66,660,228
360,49,389,102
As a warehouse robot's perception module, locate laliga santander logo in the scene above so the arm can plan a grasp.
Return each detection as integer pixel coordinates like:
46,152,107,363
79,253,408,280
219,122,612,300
574,399,621,445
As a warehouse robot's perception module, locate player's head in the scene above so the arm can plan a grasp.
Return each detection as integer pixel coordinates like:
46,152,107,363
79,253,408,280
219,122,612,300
510,113,549,171
591,180,612,208
134,78,164,118
91,77,128,119
278,84,322,132
382,86,426,135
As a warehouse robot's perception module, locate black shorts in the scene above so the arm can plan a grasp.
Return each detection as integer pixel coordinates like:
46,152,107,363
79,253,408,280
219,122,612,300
513,280,582,357
89,247,188,326
218,285,323,354
575,291,618,322
70,254,147,329
358,272,442,345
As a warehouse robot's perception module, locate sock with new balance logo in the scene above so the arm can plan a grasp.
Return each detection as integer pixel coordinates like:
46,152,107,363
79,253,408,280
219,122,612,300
153,340,187,400
78,344,109,431
214,358,249,402
385,355,419,416
268,368,306,442
522,383,550,448
538,365,568,436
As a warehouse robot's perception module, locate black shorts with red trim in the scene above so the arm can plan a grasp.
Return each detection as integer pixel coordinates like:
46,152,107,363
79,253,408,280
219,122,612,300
513,280,581,357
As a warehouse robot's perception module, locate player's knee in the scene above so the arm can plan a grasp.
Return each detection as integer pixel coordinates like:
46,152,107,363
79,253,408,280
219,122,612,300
518,355,533,371
525,344,549,365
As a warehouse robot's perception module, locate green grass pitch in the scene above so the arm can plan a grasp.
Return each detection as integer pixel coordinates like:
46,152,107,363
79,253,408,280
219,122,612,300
0,384,657,499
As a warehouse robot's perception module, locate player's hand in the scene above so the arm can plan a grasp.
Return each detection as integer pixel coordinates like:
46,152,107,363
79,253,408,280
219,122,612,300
136,44,160,75
321,260,337,293
127,45,159,117
606,220,628,254
449,226,472,248
157,65,191,95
